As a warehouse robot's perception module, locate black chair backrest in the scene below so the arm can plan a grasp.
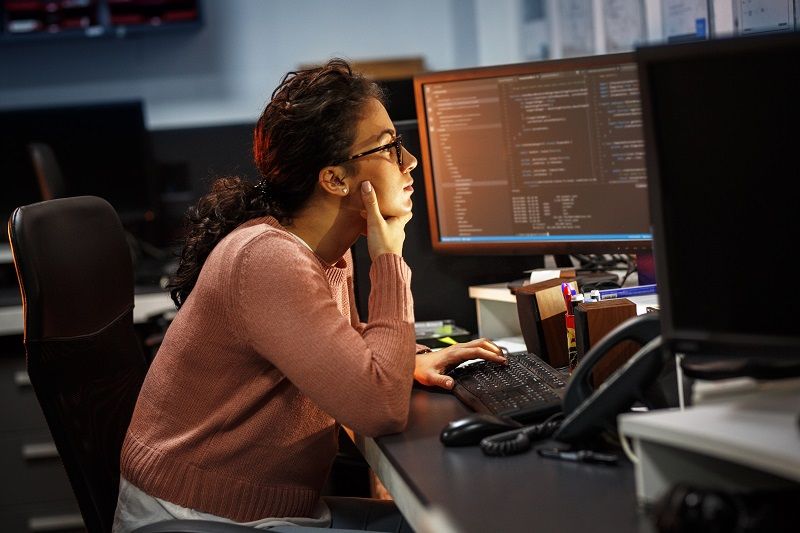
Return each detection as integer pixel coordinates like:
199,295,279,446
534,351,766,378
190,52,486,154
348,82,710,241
8,196,149,533
27,142,67,200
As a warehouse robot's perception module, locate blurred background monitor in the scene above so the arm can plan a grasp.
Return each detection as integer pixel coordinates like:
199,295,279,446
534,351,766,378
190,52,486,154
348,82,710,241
0,100,156,242
412,52,653,261
638,31,800,378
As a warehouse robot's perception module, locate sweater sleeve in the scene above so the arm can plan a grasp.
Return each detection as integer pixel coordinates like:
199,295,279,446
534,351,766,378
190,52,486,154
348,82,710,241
232,233,416,437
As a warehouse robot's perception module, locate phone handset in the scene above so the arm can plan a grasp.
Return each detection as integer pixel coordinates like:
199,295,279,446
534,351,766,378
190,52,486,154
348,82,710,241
561,312,662,415
554,334,666,444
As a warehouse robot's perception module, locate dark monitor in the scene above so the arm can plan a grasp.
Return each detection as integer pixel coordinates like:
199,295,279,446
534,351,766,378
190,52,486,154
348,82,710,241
638,31,800,378
380,78,417,122
413,53,653,257
0,101,155,240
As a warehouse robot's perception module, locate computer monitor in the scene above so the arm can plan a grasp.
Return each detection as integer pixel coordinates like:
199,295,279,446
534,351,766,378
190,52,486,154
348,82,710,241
638,31,800,378
351,119,564,333
0,101,156,241
413,53,653,258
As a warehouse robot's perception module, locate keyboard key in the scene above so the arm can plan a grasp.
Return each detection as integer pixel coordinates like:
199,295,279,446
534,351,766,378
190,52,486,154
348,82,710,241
448,351,567,423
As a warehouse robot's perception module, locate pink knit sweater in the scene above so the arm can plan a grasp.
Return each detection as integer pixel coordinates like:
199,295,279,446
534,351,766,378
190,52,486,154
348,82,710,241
120,216,416,522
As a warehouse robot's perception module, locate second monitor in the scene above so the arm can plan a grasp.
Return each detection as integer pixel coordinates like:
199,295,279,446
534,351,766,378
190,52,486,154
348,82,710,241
413,53,652,258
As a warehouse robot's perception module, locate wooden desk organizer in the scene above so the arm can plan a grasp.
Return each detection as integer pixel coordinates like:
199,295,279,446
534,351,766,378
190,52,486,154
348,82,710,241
513,278,577,367
574,298,638,386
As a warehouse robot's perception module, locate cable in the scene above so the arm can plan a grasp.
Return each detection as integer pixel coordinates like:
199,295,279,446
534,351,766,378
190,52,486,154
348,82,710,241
653,484,800,533
619,433,639,465
480,413,563,457
618,254,637,286
676,354,686,410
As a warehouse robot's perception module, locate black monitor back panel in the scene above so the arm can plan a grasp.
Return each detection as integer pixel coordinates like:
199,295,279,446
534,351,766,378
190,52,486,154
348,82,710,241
639,31,800,372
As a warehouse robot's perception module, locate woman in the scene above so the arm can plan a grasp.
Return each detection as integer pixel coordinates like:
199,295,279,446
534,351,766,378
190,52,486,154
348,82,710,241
113,58,507,532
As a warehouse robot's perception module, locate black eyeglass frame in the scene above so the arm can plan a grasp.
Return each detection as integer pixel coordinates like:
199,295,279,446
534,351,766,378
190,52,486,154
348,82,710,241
333,135,403,167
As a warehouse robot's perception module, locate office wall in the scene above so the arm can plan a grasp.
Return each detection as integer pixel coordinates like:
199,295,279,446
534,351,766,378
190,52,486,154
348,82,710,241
0,0,767,131
0,0,470,130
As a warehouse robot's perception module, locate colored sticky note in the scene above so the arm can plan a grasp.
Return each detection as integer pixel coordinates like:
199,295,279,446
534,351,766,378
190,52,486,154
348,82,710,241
435,324,454,335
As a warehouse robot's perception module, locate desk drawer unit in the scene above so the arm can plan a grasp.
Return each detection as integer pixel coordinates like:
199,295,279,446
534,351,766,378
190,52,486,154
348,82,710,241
1,339,83,533
0,500,85,533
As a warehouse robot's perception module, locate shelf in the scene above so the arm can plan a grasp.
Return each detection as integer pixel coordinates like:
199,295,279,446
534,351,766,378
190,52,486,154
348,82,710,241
619,380,800,504
0,0,201,43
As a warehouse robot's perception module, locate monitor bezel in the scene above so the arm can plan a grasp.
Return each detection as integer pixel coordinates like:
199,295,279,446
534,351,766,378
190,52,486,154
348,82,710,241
413,52,653,256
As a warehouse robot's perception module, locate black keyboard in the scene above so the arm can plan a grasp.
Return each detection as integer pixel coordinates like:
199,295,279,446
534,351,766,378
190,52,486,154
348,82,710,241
447,351,568,423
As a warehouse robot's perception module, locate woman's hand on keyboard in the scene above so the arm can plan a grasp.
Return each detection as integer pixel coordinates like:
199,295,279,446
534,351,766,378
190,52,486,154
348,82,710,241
413,338,508,390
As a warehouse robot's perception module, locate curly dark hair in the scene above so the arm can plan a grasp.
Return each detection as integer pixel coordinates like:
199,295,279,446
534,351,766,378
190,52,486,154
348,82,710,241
168,58,385,307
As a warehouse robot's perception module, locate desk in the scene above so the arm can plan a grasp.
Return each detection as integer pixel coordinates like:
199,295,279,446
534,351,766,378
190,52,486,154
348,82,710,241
354,388,655,533
468,280,658,341
0,290,175,336
620,381,800,505
0,244,12,264
467,283,521,341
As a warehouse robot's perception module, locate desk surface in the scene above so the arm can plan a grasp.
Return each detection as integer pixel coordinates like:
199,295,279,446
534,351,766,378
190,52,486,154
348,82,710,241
359,388,656,533
0,290,175,336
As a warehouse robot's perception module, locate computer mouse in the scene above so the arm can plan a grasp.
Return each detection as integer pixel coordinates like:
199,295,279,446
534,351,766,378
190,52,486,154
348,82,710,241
440,413,523,447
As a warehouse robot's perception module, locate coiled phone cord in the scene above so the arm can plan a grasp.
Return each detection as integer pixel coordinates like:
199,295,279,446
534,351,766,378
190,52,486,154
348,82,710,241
480,413,564,457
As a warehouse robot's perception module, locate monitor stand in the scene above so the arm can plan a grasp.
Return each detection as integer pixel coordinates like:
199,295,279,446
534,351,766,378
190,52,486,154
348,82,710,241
541,254,623,291
507,255,569,290
636,251,657,285
543,254,576,269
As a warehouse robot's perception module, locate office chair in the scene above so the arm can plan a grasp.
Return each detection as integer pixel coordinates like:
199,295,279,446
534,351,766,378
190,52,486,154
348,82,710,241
27,142,67,200
8,196,375,533
26,141,172,361
7,196,253,533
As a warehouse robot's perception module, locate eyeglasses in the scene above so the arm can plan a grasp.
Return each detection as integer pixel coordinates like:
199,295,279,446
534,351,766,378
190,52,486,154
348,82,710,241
334,135,403,167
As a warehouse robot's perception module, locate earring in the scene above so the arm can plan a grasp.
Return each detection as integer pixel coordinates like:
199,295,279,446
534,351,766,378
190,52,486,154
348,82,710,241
342,187,348,194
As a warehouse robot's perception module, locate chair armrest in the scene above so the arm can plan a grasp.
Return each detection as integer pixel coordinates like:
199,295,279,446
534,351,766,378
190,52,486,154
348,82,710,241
132,518,367,533
132,520,256,533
